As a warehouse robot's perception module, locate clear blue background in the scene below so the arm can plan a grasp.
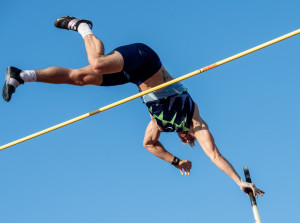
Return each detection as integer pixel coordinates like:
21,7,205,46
1,1,299,222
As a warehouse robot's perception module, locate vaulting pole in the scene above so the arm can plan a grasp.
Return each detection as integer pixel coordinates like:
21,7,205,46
244,167,262,223
1,29,300,151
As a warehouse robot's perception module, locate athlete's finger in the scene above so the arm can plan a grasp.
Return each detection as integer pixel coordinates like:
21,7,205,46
181,167,186,176
184,167,189,176
252,187,257,198
180,169,184,175
258,190,265,195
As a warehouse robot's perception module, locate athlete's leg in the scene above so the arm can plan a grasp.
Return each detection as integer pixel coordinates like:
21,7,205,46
83,34,104,60
2,65,104,102
2,16,125,102
36,65,103,86
84,47,124,75
54,16,124,74
80,31,124,74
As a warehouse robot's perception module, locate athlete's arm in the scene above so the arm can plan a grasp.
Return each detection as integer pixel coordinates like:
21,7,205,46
191,104,264,196
143,119,192,175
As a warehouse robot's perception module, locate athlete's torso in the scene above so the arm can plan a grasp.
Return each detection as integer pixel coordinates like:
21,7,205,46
138,66,174,92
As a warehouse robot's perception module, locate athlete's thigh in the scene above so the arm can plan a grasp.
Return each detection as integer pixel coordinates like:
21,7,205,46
99,50,124,74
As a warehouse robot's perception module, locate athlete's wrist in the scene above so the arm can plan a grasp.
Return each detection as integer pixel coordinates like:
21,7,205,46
171,156,181,166
236,178,244,187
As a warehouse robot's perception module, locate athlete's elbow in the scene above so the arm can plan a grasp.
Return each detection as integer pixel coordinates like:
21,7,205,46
210,154,221,162
209,149,222,162
143,139,154,150
143,141,151,149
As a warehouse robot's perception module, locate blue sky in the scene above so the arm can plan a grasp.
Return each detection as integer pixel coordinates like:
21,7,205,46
1,0,300,222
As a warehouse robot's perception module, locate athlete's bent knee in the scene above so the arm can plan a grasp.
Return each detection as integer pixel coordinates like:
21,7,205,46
89,57,106,74
70,70,88,86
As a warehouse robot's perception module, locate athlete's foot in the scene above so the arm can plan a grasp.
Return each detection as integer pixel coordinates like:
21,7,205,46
54,16,93,31
2,66,24,102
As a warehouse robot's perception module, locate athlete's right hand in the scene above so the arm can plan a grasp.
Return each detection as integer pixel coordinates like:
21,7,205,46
176,160,192,176
240,181,265,198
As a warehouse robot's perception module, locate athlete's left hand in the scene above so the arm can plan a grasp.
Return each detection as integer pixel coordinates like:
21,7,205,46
176,160,192,176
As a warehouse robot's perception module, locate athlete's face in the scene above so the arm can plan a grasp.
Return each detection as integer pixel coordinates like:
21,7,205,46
177,132,195,144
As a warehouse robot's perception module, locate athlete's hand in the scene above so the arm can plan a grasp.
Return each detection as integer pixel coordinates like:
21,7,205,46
176,160,192,176
240,181,265,198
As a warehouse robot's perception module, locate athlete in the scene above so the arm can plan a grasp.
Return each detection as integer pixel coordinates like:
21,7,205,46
2,16,264,198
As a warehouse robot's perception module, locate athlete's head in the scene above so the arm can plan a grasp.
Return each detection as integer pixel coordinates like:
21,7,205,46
177,132,196,147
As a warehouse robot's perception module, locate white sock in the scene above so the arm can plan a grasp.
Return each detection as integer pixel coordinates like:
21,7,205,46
20,70,37,82
77,23,93,38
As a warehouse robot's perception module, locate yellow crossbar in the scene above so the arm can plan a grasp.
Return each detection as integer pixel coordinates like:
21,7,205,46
1,29,300,151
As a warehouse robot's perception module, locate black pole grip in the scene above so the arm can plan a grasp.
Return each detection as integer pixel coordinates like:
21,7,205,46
243,166,257,206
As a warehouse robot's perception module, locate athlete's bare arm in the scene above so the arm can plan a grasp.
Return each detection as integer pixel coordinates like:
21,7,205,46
143,118,192,176
190,104,264,197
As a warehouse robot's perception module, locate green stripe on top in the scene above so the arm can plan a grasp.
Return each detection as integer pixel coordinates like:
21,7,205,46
152,111,189,132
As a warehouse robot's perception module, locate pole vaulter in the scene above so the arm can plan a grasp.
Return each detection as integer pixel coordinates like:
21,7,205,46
1,29,300,151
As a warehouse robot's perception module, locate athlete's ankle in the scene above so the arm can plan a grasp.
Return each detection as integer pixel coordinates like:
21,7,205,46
6,67,31,89
20,70,37,83
78,23,93,38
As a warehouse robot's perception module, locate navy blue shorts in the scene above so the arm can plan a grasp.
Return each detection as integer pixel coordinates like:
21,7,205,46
101,43,162,86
